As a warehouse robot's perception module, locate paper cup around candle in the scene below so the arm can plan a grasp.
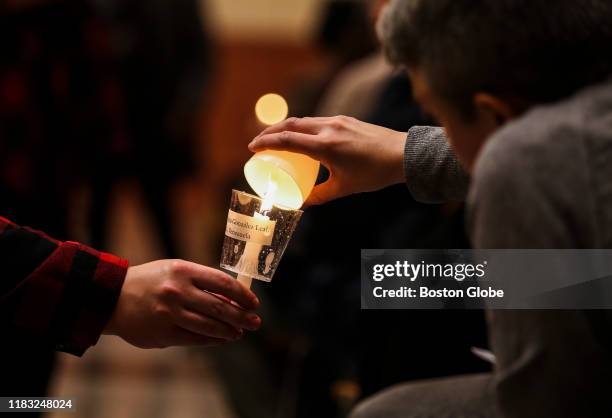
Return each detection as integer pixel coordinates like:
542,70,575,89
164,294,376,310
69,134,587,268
244,150,320,209
220,189,302,283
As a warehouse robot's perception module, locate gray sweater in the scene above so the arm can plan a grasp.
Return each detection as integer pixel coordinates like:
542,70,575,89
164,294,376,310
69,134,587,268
402,78,612,417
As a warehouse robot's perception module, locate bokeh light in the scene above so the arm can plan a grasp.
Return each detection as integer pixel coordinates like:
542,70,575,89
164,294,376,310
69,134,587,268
254,93,289,125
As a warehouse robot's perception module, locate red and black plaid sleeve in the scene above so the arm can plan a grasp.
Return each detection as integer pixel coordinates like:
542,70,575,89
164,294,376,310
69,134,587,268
0,216,127,356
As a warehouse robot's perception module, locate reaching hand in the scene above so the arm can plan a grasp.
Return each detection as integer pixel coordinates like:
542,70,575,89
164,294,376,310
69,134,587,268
249,116,407,206
104,260,261,349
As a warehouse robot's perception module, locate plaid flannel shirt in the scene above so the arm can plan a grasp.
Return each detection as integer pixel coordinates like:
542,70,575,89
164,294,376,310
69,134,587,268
0,216,127,356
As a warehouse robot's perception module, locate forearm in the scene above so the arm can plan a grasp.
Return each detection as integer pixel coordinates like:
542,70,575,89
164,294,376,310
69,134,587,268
404,126,470,203
0,217,127,356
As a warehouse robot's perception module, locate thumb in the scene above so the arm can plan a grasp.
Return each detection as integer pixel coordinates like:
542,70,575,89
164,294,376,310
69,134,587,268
304,180,342,207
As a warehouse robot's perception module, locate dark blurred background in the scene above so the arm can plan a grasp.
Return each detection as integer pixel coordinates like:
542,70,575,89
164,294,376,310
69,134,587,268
0,1,488,417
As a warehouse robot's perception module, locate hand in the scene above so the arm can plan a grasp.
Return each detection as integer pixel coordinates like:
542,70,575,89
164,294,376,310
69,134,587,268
104,260,261,349
249,116,407,205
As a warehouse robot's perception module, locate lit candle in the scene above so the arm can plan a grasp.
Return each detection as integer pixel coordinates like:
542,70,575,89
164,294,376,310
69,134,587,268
258,177,277,215
236,179,278,289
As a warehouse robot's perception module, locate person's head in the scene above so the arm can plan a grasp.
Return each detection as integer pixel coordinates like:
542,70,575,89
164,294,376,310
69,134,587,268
378,0,612,169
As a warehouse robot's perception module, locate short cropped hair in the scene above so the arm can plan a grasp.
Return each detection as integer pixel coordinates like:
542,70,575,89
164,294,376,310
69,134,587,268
379,0,612,118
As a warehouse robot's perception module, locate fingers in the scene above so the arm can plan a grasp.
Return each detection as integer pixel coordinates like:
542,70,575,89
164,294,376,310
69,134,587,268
248,130,322,159
255,116,331,138
168,326,230,347
174,308,243,340
176,261,260,310
304,180,342,206
186,290,261,331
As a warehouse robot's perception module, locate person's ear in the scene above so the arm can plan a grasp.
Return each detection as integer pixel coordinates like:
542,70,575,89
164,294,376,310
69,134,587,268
473,93,516,129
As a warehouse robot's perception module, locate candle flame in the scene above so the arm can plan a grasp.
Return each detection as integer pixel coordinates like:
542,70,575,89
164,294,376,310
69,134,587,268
260,177,278,213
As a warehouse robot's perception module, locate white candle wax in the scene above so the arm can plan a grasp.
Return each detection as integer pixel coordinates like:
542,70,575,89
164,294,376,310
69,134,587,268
236,211,270,289
235,179,276,289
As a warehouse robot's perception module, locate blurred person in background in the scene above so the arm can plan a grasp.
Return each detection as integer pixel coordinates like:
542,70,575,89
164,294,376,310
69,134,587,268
88,0,213,258
0,0,119,240
0,0,217,410
0,0,128,406
315,0,393,120
289,0,379,119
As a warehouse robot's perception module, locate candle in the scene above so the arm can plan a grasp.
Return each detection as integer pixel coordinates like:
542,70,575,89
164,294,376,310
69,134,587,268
236,179,277,289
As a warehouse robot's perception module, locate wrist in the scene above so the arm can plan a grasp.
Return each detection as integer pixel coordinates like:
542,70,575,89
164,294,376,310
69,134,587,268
102,267,131,336
103,298,122,336
387,129,409,186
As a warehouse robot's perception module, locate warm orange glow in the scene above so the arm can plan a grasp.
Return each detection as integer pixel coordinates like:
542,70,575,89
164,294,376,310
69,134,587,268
244,156,303,209
255,93,288,125
244,150,320,209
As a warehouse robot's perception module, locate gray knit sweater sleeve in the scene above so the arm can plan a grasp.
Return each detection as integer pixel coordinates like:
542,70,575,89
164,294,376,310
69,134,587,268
403,126,470,203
